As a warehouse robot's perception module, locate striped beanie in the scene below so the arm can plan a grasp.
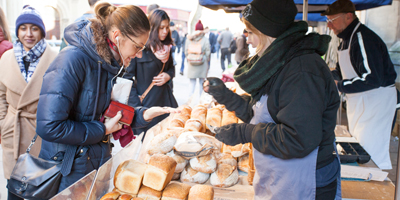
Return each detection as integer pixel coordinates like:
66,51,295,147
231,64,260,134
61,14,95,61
15,6,46,37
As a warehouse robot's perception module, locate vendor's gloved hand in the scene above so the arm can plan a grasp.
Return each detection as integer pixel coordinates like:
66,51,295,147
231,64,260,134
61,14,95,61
203,77,231,101
215,123,255,146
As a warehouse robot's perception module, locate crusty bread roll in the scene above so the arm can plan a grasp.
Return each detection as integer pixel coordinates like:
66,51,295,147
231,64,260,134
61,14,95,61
221,109,238,126
170,112,191,129
143,154,177,191
169,118,185,128
184,119,203,132
206,108,222,127
119,194,134,200
230,143,251,157
190,105,207,132
188,185,214,200
210,163,239,188
189,154,217,174
215,153,237,167
137,185,162,200
180,165,209,184
161,182,191,200
238,154,250,173
179,105,192,116
114,160,147,195
147,132,177,155
172,173,181,180
100,191,120,200
166,150,188,173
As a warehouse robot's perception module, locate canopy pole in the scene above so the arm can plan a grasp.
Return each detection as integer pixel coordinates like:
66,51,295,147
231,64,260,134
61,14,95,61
395,137,400,200
303,0,308,22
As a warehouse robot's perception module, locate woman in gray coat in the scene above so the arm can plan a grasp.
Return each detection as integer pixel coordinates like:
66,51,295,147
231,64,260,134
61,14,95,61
185,20,210,100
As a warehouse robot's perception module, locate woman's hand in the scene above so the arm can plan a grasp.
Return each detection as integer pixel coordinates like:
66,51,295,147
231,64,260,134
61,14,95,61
153,72,171,86
143,106,180,122
104,111,123,135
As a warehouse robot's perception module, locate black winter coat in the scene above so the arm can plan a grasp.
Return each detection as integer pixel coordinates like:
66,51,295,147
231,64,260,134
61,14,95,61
36,20,149,192
126,49,178,136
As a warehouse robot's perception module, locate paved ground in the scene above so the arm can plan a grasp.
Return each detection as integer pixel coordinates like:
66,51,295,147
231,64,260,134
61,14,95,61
0,51,397,199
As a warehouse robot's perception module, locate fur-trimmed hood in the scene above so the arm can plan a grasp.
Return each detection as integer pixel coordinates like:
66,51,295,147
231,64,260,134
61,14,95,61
188,31,205,42
63,19,120,74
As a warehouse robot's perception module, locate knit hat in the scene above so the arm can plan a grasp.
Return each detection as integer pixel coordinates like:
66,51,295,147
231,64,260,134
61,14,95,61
321,0,356,16
241,0,297,38
170,21,175,26
195,20,204,31
15,6,46,37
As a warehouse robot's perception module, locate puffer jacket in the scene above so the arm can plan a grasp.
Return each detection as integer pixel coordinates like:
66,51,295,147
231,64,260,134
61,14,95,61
36,19,149,192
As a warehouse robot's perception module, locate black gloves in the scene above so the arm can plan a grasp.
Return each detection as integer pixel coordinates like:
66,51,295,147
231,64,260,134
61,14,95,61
215,123,255,146
204,77,232,103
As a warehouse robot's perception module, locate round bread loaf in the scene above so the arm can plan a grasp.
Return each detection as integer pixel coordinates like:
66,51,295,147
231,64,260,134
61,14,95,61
215,153,237,167
162,181,191,200
180,165,209,184
238,154,250,173
147,132,177,155
189,154,217,173
166,150,188,173
210,163,239,188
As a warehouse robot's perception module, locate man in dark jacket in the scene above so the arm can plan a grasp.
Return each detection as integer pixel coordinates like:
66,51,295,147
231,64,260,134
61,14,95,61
323,0,397,169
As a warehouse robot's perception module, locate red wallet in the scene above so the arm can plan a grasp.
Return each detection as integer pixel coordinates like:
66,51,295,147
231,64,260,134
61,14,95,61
103,101,135,126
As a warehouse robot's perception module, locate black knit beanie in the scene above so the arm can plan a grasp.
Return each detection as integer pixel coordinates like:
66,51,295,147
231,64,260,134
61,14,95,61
242,0,298,38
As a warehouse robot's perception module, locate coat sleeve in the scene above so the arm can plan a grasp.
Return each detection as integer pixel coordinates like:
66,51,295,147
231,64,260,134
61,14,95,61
331,62,342,81
126,58,142,107
250,71,330,159
36,50,106,146
164,51,175,79
0,80,8,134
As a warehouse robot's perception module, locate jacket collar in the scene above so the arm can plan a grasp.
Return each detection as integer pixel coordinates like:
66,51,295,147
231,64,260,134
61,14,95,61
136,49,154,63
337,18,360,39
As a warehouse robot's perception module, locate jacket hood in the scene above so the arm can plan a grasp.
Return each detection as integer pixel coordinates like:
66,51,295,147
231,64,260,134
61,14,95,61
64,19,120,74
188,31,205,42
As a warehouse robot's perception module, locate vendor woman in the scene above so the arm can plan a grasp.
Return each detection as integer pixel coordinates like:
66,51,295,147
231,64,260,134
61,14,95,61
203,0,341,199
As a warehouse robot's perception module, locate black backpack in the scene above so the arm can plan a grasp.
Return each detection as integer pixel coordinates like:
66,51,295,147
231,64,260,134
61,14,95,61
229,39,237,53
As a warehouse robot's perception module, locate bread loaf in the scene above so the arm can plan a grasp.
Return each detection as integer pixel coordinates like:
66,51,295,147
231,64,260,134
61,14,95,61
230,143,251,157
221,109,238,126
143,154,177,191
210,163,239,188
238,154,250,173
114,160,147,195
166,150,188,173
179,105,192,116
172,173,181,180
147,132,177,155
189,154,217,173
169,118,185,128
119,194,134,200
184,119,203,132
187,185,214,200
170,111,191,129
180,165,209,184
137,185,162,200
131,198,144,200
161,182,191,200
215,153,237,167
206,108,222,127
190,105,207,132
100,191,120,200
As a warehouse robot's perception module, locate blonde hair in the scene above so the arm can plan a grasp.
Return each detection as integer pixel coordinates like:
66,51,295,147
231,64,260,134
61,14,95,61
0,6,11,41
242,18,275,62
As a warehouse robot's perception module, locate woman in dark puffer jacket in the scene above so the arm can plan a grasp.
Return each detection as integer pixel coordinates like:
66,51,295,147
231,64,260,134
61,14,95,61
36,2,177,193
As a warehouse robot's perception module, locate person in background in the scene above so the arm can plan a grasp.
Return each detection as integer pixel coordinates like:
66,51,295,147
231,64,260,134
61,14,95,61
204,0,341,199
180,32,187,75
146,3,159,16
170,21,180,66
0,6,58,200
127,9,178,138
217,27,233,72
235,29,249,64
185,20,210,103
215,31,221,58
204,26,217,71
59,0,99,51
323,0,397,170
36,2,177,193
0,6,12,58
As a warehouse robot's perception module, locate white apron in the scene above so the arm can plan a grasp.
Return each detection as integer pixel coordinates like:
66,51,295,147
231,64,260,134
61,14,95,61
250,95,341,200
338,22,396,169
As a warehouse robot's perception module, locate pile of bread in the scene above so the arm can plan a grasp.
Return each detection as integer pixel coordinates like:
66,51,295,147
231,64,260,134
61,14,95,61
100,155,214,200
144,104,253,188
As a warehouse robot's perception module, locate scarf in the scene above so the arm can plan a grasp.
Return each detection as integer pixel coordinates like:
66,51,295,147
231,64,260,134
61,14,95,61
14,39,46,82
234,21,331,99
151,44,171,63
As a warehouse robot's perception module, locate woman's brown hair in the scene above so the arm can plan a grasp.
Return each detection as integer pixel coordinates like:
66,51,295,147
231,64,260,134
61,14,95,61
146,9,173,51
0,6,11,42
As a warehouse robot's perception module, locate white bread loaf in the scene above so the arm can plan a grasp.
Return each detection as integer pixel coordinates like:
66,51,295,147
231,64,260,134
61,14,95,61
114,160,147,195
238,154,250,173
137,185,162,200
166,150,188,173
147,132,177,155
180,165,209,184
210,163,239,188
161,182,191,200
188,185,214,200
100,191,120,200
189,154,217,173
143,154,177,191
